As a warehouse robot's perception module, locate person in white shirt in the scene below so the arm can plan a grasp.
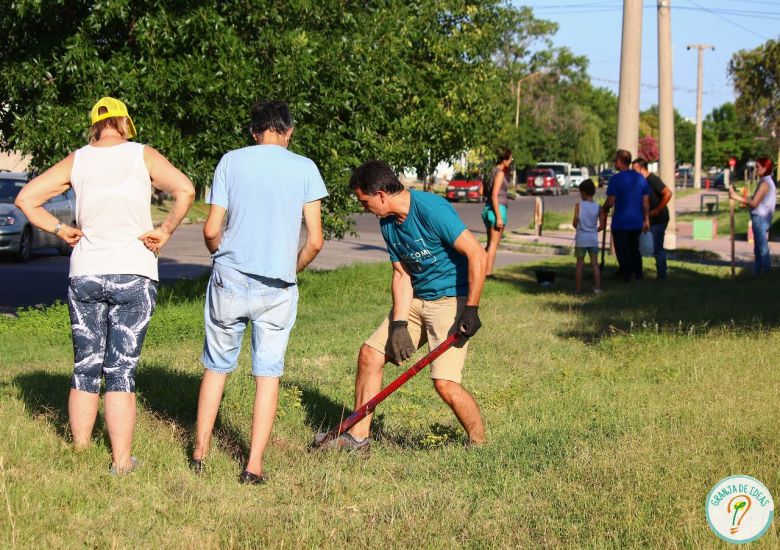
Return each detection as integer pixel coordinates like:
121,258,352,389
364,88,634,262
572,178,606,293
730,157,776,276
16,97,195,474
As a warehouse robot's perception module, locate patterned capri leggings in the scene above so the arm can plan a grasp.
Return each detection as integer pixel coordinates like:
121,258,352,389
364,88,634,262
67,275,158,394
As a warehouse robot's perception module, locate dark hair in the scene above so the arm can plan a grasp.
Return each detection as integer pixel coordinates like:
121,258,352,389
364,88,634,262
496,147,512,164
349,160,404,195
250,100,293,135
632,157,649,170
579,178,596,196
756,157,774,173
615,149,632,167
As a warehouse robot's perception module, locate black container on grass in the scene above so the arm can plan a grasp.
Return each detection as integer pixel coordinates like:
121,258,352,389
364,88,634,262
534,269,557,286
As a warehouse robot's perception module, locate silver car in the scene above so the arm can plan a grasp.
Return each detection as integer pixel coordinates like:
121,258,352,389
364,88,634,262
0,172,76,261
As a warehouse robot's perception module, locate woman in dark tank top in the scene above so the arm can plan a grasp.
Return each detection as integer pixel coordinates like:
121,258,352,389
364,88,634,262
481,148,512,278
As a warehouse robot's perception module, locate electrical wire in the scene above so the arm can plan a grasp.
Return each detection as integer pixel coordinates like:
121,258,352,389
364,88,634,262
684,0,772,40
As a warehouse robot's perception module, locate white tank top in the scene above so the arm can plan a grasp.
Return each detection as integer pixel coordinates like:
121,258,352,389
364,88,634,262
575,200,600,248
752,176,776,219
69,142,158,280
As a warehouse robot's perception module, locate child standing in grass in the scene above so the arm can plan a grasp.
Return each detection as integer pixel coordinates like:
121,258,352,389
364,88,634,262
572,178,605,293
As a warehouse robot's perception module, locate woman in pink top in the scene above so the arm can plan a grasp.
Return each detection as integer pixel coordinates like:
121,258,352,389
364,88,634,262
16,97,194,473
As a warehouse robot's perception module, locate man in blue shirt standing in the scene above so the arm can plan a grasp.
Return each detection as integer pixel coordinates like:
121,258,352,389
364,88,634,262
192,100,328,484
604,149,650,281
331,160,487,450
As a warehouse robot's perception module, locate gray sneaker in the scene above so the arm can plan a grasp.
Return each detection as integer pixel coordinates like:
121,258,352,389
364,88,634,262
317,432,371,451
109,456,141,475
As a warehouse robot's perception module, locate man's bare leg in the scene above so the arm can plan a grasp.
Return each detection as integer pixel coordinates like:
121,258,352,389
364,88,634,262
244,376,280,476
433,379,486,444
347,344,385,440
193,369,227,461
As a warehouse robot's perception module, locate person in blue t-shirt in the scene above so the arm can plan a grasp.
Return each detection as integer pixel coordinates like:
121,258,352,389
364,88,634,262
604,149,650,282
325,160,487,451
192,101,328,484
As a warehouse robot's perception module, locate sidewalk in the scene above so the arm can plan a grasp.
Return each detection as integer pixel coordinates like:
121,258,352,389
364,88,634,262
500,188,779,267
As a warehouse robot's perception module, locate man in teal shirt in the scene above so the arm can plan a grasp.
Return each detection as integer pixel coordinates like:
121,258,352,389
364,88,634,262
332,160,487,449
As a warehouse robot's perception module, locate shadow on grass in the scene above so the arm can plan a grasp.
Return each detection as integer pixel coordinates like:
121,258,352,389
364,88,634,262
295,383,351,436
494,262,780,342
296,381,469,450
374,421,469,450
137,364,249,463
13,371,75,441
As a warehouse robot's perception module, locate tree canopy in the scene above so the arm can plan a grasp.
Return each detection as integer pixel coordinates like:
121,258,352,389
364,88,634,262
0,0,517,238
729,38,780,142
701,102,771,168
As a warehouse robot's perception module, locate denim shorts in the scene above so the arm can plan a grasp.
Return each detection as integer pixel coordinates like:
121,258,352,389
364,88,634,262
202,262,298,377
67,274,158,393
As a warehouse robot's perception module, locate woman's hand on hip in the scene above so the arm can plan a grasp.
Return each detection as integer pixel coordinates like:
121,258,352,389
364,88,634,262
59,225,84,247
138,227,171,255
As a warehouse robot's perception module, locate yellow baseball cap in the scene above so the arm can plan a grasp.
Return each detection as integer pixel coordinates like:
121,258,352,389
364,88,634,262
89,97,137,138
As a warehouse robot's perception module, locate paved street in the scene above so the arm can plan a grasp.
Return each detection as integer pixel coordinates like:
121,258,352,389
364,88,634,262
1,192,580,309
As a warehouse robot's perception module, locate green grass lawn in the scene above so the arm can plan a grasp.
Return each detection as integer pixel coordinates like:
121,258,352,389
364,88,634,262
2,260,780,547
526,209,575,231
674,187,701,199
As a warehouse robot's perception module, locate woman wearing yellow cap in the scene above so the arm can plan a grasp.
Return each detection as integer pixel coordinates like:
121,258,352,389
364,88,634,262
16,97,195,474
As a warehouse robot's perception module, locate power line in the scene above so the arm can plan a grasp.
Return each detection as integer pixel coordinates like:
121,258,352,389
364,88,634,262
591,76,708,94
530,3,780,21
674,6,780,21
684,0,772,40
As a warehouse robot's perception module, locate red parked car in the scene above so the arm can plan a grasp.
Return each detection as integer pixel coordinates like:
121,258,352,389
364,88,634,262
445,172,483,202
526,168,561,195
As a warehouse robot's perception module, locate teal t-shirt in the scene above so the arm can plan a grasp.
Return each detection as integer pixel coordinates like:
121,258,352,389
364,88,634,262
380,190,469,300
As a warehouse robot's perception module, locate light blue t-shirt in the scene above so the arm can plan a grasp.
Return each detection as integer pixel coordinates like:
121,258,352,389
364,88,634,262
208,144,328,283
380,190,469,300
606,170,649,231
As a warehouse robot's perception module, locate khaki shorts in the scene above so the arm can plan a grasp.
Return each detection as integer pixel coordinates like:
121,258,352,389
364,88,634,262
364,296,469,383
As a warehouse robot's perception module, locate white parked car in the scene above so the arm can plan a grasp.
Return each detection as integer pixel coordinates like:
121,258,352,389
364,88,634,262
569,167,589,189
0,172,77,261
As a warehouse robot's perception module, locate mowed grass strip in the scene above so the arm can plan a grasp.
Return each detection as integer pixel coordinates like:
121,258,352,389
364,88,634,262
1,260,779,548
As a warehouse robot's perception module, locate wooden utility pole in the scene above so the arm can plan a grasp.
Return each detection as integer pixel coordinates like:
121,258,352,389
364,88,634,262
687,43,714,189
658,0,676,249
616,0,643,157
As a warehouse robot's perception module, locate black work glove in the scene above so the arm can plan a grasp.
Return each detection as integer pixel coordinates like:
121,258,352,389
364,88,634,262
457,305,481,338
389,320,416,364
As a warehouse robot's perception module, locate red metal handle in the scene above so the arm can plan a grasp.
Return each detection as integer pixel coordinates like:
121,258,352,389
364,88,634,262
316,332,462,446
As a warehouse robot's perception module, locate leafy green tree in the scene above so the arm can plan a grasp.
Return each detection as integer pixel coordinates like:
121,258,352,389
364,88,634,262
701,102,771,168
480,5,596,168
641,105,694,166
729,37,780,177
729,38,780,140
674,110,696,165
574,122,605,167
0,0,514,238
